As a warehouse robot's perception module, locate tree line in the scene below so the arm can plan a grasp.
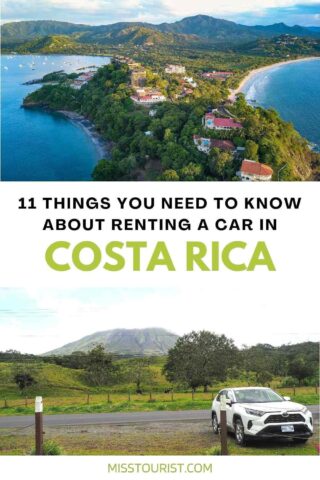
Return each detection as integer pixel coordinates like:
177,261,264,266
2,333,318,395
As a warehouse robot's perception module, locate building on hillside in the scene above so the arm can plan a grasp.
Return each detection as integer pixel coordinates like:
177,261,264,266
128,61,141,71
211,139,236,152
193,135,212,154
202,71,233,81
183,76,198,88
203,113,243,131
70,71,95,89
165,64,186,75
131,69,147,87
238,159,273,181
131,88,166,105
193,135,235,154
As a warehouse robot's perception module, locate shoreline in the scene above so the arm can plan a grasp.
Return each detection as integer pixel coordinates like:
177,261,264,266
228,56,320,102
57,110,111,160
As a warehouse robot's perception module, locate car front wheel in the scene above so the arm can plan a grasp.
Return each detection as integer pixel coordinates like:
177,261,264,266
212,413,219,434
234,418,246,446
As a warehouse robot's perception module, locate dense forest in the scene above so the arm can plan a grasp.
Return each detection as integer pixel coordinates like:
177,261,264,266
24,61,319,181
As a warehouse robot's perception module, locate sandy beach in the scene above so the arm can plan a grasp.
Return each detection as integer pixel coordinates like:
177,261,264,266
228,56,320,102
57,110,111,159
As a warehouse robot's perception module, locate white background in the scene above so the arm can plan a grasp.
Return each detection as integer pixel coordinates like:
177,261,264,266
0,181,319,475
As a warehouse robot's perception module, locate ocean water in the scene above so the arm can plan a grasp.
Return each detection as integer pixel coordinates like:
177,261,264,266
242,59,320,147
1,54,110,181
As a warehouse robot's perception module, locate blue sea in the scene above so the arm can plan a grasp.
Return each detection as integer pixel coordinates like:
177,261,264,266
242,58,320,148
1,54,110,181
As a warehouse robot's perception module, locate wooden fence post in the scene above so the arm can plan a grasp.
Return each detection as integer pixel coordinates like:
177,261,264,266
149,392,152,401
25,397,28,407
4,399,8,408
192,391,194,401
293,386,296,396
107,393,111,403
219,395,228,456
35,396,43,456
171,391,174,402
128,392,131,402
86,393,90,405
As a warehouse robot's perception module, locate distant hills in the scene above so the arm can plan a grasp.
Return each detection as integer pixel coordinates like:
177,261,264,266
45,328,179,356
1,15,319,50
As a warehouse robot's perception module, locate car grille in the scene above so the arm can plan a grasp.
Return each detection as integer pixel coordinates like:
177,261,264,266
260,424,311,436
264,413,305,424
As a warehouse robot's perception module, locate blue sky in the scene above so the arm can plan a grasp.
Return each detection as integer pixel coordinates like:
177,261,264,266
0,288,318,354
1,1,320,26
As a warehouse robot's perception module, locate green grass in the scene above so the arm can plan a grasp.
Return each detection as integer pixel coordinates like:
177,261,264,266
0,392,318,417
1,361,318,416
208,441,319,456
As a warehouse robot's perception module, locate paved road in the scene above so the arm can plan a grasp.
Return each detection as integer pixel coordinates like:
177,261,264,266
0,406,318,429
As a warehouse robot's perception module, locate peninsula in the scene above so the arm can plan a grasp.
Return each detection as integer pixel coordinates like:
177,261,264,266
3,16,319,182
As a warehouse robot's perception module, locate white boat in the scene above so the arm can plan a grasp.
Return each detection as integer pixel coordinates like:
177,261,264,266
3,66,8,70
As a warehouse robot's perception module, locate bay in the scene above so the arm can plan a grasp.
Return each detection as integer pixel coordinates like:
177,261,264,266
1,54,110,181
242,59,320,148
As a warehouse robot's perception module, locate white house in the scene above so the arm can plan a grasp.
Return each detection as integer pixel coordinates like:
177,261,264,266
165,64,186,74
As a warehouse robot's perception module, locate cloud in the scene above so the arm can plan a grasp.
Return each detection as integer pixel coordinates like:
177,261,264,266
0,287,318,354
2,0,319,25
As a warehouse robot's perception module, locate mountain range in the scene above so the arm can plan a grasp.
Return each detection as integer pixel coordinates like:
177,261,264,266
2,15,319,49
44,328,179,356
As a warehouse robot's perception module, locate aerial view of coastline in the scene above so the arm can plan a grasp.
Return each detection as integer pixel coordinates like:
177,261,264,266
1,0,320,181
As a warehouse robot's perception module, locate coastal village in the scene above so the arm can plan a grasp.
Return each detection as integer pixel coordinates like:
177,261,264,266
22,52,297,181
110,54,274,181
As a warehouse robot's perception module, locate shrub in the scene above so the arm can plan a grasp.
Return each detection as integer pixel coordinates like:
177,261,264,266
206,446,221,455
31,440,63,456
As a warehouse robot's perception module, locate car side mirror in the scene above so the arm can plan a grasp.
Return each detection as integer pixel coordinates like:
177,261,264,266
283,396,291,401
226,399,232,406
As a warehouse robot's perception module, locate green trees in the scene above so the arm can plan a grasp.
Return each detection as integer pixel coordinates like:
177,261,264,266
14,372,37,394
244,139,259,160
85,345,116,387
123,358,156,393
23,59,318,181
163,331,237,391
287,357,315,385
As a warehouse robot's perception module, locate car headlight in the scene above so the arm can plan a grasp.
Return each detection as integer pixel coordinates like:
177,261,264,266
245,408,266,417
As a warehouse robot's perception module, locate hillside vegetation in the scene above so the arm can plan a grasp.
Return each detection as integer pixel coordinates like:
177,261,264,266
23,62,317,180
2,16,320,51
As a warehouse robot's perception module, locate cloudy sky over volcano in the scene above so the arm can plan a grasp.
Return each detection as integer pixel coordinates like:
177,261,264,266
0,287,318,354
2,0,320,26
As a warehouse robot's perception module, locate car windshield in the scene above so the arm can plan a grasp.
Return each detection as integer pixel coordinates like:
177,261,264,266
233,388,284,403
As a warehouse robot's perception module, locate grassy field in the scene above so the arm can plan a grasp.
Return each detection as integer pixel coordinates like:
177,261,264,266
0,388,318,416
0,421,318,456
1,361,318,416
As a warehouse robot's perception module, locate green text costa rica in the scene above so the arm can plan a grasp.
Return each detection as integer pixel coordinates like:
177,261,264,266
45,241,276,272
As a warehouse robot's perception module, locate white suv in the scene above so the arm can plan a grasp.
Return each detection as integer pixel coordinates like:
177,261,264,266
211,387,313,445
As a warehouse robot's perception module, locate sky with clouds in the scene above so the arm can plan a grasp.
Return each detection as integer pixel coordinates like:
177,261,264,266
0,287,318,354
1,1,320,26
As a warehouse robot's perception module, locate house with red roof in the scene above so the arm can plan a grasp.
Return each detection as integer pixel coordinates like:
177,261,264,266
203,113,243,131
238,159,273,181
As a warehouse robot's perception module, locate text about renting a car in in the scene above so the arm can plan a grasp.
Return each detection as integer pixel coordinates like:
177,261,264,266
16,193,303,273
